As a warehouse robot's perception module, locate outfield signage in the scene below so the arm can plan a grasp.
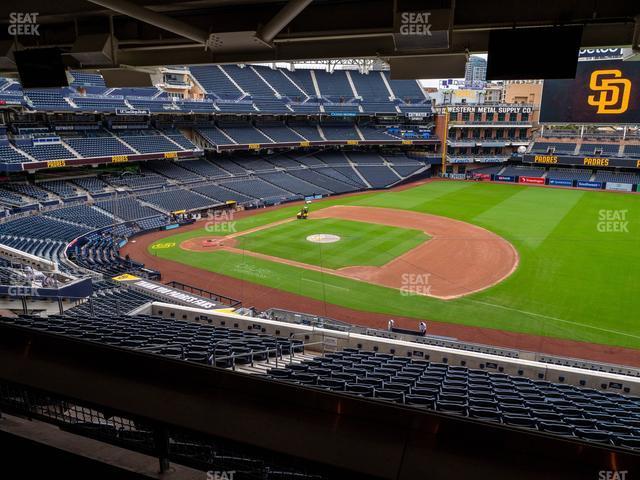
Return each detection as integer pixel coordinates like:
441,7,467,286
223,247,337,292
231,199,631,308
434,105,533,114
329,111,357,117
577,181,602,189
548,178,573,187
606,182,633,192
494,175,516,182
540,60,640,124
525,153,640,169
518,176,545,185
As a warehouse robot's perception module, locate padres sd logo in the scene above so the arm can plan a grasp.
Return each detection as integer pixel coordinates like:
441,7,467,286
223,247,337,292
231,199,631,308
587,69,631,114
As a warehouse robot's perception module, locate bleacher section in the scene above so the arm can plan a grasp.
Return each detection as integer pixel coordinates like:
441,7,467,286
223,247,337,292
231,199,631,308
501,166,545,177
547,168,592,182
593,171,640,184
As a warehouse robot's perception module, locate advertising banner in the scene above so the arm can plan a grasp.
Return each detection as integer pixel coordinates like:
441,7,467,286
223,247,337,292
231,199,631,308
518,176,545,185
605,182,633,192
494,175,516,182
548,178,574,187
577,181,603,189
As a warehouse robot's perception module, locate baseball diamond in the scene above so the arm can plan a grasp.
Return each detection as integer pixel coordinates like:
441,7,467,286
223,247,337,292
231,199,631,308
133,180,640,359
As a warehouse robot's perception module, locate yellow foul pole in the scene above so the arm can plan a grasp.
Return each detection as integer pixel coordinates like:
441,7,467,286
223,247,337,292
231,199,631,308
441,107,449,176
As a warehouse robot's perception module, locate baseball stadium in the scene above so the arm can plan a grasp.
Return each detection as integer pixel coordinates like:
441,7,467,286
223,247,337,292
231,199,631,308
1,1,640,479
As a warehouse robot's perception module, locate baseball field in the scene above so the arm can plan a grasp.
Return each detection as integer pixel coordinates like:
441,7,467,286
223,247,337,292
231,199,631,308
147,181,640,351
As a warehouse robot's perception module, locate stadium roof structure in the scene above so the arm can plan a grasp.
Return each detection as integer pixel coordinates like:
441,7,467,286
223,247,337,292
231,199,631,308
0,0,637,72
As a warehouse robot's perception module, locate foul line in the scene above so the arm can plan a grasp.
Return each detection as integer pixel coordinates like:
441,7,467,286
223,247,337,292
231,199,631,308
465,299,640,340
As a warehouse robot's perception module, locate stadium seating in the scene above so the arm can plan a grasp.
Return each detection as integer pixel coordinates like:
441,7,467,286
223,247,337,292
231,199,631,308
219,124,273,145
287,168,357,194
383,72,427,102
531,142,577,154
65,134,135,158
257,171,332,196
501,166,546,177
257,125,305,143
3,183,52,201
38,180,81,199
232,156,277,172
18,142,76,161
25,89,74,110
0,215,90,241
314,70,354,99
72,176,110,194
139,188,218,212
178,159,231,178
95,197,162,221
196,127,237,146
546,168,592,182
190,65,244,98
219,177,296,203
145,160,203,182
286,70,317,97
192,184,253,204
0,189,33,208
0,144,31,164
0,311,304,367
321,125,360,141
107,173,168,190
263,349,640,448
346,152,386,165
580,144,620,156
118,130,184,154
252,66,307,100
289,123,323,141
45,204,115,228
593,171,640,184
356,166,401,188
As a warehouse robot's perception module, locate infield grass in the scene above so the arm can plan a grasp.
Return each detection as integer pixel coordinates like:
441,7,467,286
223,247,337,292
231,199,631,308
235,218,429,269
150,181,640,350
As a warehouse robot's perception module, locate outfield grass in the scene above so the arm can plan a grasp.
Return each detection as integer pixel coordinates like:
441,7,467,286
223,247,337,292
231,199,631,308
150,181,640,350
235,218,429,269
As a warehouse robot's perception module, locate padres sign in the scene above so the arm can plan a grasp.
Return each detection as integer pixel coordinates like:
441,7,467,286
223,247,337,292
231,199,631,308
540,61,639,123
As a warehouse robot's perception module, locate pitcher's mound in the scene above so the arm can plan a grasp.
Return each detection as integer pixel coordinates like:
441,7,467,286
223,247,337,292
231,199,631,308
306,234,341,244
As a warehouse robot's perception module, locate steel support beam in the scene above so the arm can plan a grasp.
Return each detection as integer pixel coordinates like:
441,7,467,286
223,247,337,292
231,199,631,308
86,0,210,45
257,0,314,44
